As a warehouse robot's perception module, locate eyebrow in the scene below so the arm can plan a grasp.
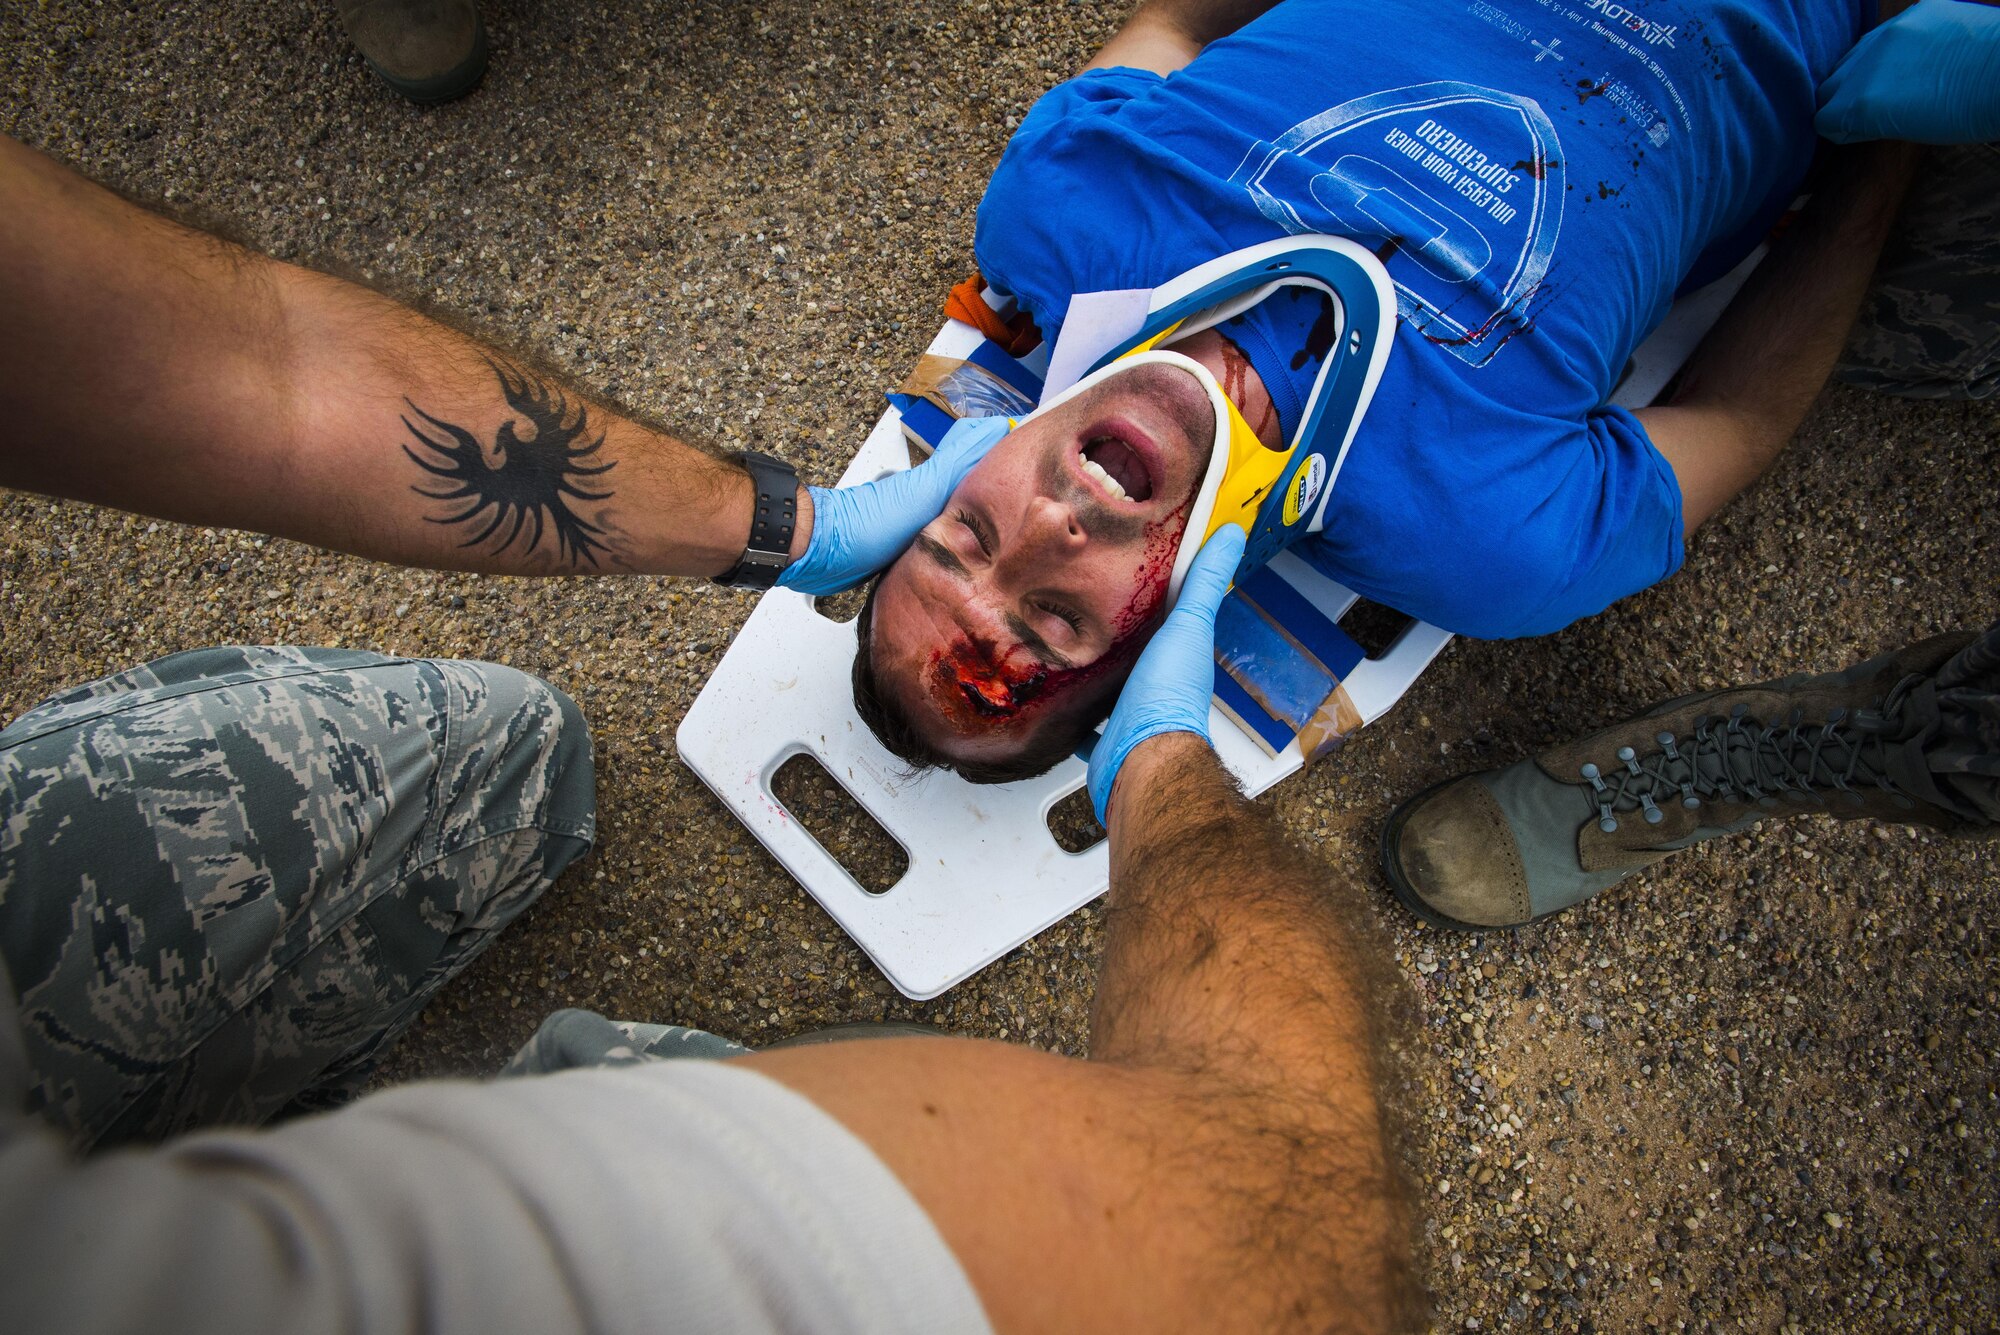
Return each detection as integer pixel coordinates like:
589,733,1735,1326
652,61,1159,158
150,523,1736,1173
914,533,1077,671
915,532,968,579
1005,612,1075,670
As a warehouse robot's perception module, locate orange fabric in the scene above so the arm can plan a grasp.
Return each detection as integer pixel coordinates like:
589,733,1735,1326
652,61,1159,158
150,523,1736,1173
944,272,1043,358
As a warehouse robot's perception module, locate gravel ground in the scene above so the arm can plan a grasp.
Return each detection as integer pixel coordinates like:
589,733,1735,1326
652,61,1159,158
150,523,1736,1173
4,2,1995,1329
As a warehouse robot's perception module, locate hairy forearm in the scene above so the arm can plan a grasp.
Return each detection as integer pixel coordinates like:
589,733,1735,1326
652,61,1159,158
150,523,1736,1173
1097,732,1386,1113
1642,140,1920,529
753,733,1414,1334
0,134,799,576
267,264,776,575
1096,736,1385,1165
1095,732,1409,1322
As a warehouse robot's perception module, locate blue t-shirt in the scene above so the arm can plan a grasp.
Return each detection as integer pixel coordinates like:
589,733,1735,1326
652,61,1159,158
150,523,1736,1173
975,0,1866,637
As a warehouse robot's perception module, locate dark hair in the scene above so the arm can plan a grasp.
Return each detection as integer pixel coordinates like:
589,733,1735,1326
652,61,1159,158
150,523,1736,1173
850,577,1116,785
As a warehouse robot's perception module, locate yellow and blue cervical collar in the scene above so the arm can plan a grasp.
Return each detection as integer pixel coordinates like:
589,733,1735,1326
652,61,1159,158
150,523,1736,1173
1025,236,1399,605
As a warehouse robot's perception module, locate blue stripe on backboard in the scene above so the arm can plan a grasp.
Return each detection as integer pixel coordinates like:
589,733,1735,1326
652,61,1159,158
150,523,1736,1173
1238,566,1366,680
1208,663,1288,751
966,338,1045,401
1077,668,1292,764
887,396,958,452
1215,592,1335,729
1212,664,1295,753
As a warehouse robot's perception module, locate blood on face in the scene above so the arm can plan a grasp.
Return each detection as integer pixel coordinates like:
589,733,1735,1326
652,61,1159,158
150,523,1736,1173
927,513,1184,734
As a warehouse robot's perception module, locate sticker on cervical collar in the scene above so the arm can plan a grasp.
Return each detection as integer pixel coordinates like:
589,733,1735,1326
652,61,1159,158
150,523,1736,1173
1282,455,1326,528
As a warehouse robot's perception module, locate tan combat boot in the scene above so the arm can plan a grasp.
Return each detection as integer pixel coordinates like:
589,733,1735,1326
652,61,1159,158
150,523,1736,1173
1381,631,1989,931
335,0,488,105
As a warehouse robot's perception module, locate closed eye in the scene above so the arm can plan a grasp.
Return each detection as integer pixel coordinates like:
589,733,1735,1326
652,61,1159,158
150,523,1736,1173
954,507,996,558
1037,600,1085,633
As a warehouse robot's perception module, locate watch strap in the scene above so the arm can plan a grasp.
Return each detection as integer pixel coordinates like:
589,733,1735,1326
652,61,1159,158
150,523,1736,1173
712,451,799,589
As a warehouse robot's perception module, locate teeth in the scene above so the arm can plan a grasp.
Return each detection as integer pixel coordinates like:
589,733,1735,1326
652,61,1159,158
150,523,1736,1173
1082,455,1129,501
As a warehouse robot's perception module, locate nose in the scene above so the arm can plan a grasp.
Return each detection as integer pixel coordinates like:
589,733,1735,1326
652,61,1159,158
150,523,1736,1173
993,494,1086,586
1025,494,1086,548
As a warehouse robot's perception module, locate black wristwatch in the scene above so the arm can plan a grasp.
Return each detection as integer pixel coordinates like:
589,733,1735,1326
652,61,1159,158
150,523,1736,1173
712,451,800,590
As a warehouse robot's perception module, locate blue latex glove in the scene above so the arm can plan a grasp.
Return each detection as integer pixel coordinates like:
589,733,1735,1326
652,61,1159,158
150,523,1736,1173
1816,0,2000,145
1086,524,1248,823
777,415,1012,596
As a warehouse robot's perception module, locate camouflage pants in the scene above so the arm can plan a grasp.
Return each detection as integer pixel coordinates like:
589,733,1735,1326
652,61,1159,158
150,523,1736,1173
1931,622,2000,824
0,646,594,1150
499,1011,933,1074
502,1008,751,1073
1838,142,2000,401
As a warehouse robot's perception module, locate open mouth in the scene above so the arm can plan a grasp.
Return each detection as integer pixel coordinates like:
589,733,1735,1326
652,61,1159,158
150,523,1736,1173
1080,434,1155,503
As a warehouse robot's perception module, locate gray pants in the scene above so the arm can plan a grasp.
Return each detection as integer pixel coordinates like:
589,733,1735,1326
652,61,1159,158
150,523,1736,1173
0,647,595,1150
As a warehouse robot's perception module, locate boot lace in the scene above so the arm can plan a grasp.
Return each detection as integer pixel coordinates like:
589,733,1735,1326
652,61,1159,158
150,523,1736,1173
1578,678,1922,834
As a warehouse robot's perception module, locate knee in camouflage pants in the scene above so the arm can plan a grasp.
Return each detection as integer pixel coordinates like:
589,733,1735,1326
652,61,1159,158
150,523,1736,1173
0,646,594,1150
1839,142,2000,401
1927,623,2000,825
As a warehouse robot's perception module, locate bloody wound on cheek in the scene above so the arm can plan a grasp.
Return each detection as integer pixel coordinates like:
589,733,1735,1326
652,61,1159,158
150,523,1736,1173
928,631,1156,734
934,641,1050,721
929,518,1188,730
